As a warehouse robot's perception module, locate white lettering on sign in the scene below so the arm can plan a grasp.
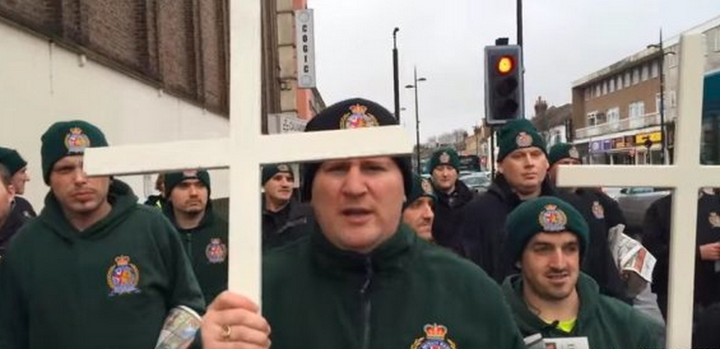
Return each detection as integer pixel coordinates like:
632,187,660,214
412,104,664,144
295,9,316,89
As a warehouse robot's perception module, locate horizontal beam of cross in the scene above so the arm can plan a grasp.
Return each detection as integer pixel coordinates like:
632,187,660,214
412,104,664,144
83,126,412,176
557,165,720,188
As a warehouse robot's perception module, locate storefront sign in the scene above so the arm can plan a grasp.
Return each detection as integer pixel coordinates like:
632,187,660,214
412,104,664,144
635,131,662,144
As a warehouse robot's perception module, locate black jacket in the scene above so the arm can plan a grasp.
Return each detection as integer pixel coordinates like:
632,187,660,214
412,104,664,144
644,192,720,317
431,179,476,253
0,204,29,260
262,198,313,251
459,175,556,282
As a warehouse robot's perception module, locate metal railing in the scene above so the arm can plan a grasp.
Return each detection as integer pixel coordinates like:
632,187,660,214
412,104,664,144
576,112,661,139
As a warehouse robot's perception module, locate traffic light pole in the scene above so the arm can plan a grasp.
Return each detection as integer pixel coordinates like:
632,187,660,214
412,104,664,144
413,67,422,175
490,127,496,179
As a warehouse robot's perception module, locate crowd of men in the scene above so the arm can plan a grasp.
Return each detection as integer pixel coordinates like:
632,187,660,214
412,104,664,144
0,97,717,348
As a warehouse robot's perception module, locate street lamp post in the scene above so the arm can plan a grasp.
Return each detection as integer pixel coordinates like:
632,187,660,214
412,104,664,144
405,66,427,175
648,29,676,165
393,28,400,123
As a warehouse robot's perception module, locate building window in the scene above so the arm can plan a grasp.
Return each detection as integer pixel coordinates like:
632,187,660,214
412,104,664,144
617,75,623,90
607,107,620,123
602,81,607,95
667,51,678,67
629,101,645,118
633,67,640,85
641,64,649,81
587,111,599,126
715,30,720,52
651,61,659,78
625,71,632,87
585,88,591,101
669,90,677,107
609,78,615,93
595,84,601,97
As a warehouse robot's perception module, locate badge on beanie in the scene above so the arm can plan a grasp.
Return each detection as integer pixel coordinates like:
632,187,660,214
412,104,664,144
592,201,605,219
183,170,198,178
439,152,450,164
569,147,580,159
539,204,567,231
206,238,228,263
709,212,720,228
421,178,435,196
339,104,379,129
64,127,91,153
516,132,533,148
107,255,141,296
410,324,456,349
277,164,290,172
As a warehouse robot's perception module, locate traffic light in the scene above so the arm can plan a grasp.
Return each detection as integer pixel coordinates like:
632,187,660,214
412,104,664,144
484,45,524,125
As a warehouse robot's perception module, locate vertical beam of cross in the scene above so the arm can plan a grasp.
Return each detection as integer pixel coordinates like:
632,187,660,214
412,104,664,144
557,32,706,348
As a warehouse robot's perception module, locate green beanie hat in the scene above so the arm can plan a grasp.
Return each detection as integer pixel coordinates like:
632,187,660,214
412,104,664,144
262,163,294,186
548,143,582,166
505,196,589,263
404,174,437,209
41,120,109,184
164,170,211,197
428,148,460,173
496,119,546,161
301,98,412,200
0,147,28,176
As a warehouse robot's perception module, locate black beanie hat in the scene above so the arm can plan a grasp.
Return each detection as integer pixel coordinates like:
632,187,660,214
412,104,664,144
505,196,589,263
164,170,212,197
496,119,546,162
262,163,294,186
0,147,28,176
41,120,109,184
301,98,412,200
548,143,582,166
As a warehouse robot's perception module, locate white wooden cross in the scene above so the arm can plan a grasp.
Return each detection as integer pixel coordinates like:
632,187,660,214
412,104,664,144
557,32,707,348
82,1,412,303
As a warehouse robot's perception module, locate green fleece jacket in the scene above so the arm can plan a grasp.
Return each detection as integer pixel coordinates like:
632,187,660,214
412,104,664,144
164,202,228,304
501,273,665,349
0,180,205,349
262,223,526,349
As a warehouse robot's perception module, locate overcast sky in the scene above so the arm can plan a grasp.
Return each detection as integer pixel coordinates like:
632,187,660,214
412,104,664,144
307,0,720,141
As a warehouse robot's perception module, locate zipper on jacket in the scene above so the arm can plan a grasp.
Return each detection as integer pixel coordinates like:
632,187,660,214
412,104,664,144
359,257,373,349
183,232,193,261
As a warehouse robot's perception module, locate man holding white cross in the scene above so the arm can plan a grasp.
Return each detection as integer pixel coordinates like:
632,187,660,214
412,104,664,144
200,98,526,349
0,120,205,349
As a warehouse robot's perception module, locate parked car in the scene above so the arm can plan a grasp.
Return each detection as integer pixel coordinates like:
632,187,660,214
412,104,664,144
615,187,670,236
460,172,491,194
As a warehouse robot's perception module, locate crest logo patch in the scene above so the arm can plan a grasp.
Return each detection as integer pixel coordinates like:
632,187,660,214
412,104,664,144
439,152,451,164
339,104,380,129
206,238,228,264
410,324,456,349
277,164,290,172
538,204,568,231
515,132,533,147
592,201,605,219
568,147,580,159
709,212,720,228
64,127,91,153
107,255,141,296
183,170,198,178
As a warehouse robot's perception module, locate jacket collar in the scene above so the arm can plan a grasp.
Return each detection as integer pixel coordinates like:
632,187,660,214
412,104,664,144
310,222,416,276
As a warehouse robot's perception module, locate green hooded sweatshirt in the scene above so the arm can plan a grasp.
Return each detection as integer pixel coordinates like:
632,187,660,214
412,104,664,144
164,201,228,305
0,180,205,349
262,223,526,349
501,273,665,349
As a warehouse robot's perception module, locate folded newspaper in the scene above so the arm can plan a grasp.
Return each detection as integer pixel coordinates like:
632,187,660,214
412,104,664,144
155,305,202,349
607,224,657,284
